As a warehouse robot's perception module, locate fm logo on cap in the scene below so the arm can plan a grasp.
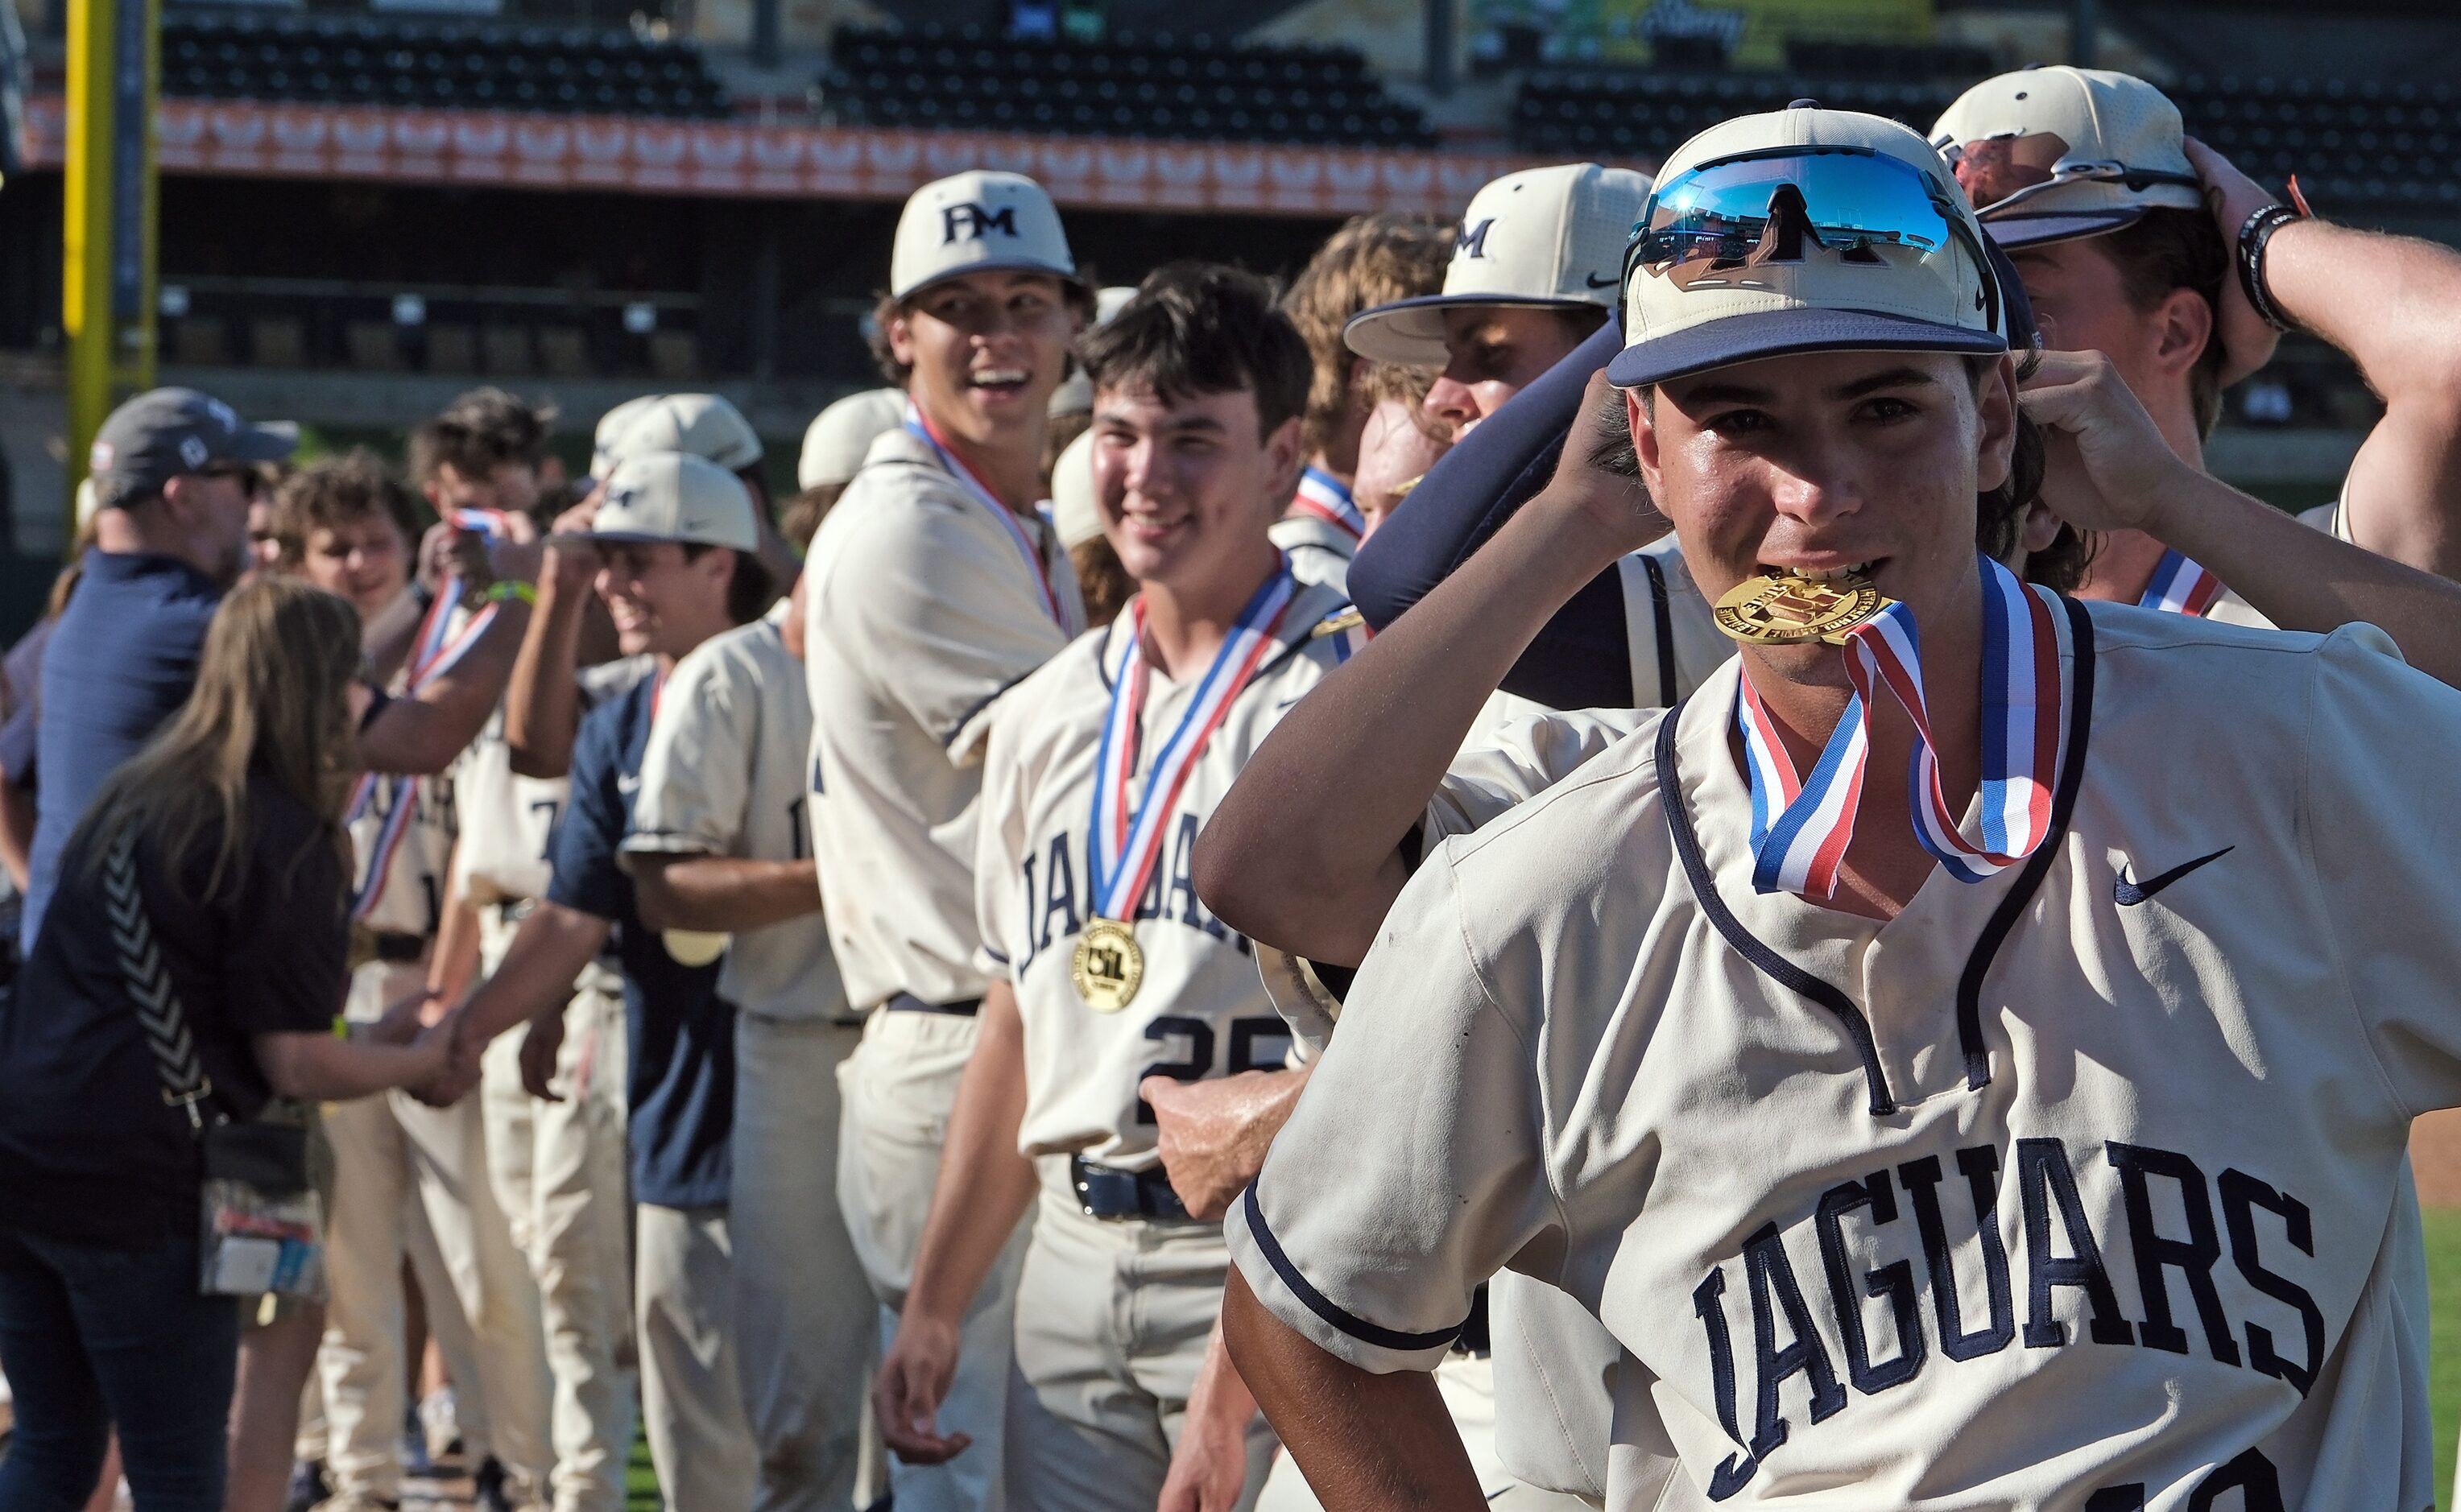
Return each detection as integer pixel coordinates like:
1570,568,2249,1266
204,397,238,433
607,482,642,510
180,436,211,469
1454,219,1495,259
941,203,1021,244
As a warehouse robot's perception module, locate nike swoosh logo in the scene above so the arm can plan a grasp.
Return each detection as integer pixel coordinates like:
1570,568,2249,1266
2113,846,2233,907
618,775,640,794
1585,271,1619,288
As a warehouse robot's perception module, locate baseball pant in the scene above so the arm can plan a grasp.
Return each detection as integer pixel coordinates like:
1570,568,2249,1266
636,1202,758,1512
1004,1163,1276,1512
837,1007,1024,1512
1252,1353,1595,1511
480,971,639,1512
732,1013,872,1512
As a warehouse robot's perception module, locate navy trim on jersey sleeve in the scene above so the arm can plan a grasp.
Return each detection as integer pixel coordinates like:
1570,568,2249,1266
1241,1184,1468,1352
1346,317,1634,712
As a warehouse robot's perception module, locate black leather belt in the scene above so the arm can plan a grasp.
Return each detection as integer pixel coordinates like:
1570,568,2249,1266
1454,1283,1491,1357
370,932,426,964
1071,1156,1203,1223
886,993,981,1017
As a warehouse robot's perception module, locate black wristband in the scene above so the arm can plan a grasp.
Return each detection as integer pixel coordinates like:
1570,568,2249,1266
2237,202,2305,334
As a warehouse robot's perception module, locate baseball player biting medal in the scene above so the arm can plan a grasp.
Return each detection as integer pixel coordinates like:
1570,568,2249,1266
1223,102,2461,1511
874,265,1349,1512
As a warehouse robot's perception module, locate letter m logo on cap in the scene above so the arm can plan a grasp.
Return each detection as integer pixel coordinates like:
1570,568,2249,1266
942,202,1020,244
1455,218,1495,258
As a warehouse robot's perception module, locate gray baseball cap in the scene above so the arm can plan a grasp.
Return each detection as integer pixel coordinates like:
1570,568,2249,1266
88,388,296,507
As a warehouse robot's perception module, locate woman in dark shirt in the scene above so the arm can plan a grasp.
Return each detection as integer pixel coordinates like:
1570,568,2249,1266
0,577,457,1512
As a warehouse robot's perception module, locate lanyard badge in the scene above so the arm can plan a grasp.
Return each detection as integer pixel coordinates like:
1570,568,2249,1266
1731,556,2066,899
1073,566,1298,1011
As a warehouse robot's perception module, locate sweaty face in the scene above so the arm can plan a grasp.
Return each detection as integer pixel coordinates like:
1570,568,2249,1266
2007,238,2180,415
893,271,1080,449
594,541,730,659
432,461,542,520
301,516,412,620
1631,349,2016,689
1425,306,1590,440
1090,384,1297,596
1353,398,1451,539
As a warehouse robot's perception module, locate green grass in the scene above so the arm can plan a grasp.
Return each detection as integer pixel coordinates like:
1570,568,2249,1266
603,1219,2461,1509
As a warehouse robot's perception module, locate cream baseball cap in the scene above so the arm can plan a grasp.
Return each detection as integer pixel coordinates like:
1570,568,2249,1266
604,393,764,475
1930,68,2203,249
589,451,761,553
891,171,1080,302
1048,429,1102,550
1607,104,2007,389
587,395,663,484
798,388,908,490
1343,163,1650,366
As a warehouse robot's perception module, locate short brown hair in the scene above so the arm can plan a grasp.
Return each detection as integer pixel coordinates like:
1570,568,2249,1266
778,483,844,554
868,278,1100,387
2095,207,2231,438
1280,215,1455,453
1078,263,1312,441
271,452,419,568
409,387,555,488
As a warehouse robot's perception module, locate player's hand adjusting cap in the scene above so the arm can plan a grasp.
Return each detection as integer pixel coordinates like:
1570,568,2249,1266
892,170,1081,302
1343,162,1652,366
587,450,761,553
1930,67,2202,249
1607,103,2008,390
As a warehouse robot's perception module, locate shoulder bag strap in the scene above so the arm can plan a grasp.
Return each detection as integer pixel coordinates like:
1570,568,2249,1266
102,829,224,1134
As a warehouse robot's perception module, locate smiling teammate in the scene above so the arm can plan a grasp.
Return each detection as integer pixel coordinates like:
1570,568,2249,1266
1224,102,2461,1510
802,169,1093,1512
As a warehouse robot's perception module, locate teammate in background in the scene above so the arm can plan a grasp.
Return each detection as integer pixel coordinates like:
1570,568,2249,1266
1226,103,2461,1511
1343,163,1646,444
446,451,775,1512
272,457,552,1512
1048,429,1131,629
1272,215,1455,591
793,386,908,546
1045,287,1141,484
875,262,1317,1512
802,169,1093,1512
1935,65,2461,589
594,392,804,590
415,388,554,523
1348,375,1450,539
620,546,865,1509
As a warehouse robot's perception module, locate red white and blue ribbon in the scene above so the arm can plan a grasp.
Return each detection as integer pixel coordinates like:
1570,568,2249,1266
1288,466,1365,541
904,402,1078,634
345,512,505,919
1736,556,2065,899
1087,564,1298,919
2137,549,2223,618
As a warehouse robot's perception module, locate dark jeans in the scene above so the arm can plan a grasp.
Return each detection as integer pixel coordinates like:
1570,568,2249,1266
0,1225,240,1512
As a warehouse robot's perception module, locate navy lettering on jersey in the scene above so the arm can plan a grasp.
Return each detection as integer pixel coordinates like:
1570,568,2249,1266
1692,1266,1761,1500
2107,1142,2240,1365
1038,833,1081,955
1018,853,1040,970
2084,1488,2145,1512
1742,1221,1846,1457
2187,1448,2282,1511
2016,1138,2135,1349
1898,1147,2015,1360
1814,1170,1925,1395
2218,1168,2323,1396
1017,823,1252,966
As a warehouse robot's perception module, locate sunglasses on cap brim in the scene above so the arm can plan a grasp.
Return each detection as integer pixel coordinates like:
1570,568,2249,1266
1619,145,2004,339
1940,133,2201,221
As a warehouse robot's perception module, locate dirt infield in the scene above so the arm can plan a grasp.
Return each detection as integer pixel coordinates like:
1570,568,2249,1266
2414,1110,2461,1206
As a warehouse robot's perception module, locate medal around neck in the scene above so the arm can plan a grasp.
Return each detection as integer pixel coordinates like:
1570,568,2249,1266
1713,568,1894,647
1071,918,1145,1014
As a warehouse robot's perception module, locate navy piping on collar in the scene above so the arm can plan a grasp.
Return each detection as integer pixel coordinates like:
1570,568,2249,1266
1240,1185,1468,1352
1655,593,2096,1117
1640,552,1677,707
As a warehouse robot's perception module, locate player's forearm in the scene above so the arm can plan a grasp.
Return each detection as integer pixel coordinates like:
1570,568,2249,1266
1183,1317,1261,1451
361,587,427,687
426,878,483,1005
630,855,821,933
1220,1271,1485,1512
458,900,608,1048
2143,470,2461,686
358,601,531,775
0,775,32,892
505,577,589,779
1197,485,1619,965
904,985,1037,1329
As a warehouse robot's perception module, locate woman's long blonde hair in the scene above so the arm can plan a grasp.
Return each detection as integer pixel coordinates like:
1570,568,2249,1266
73,576,364,901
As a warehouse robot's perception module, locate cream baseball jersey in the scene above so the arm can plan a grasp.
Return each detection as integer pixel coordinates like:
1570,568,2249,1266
345,769,455,950
975,578,1353,1171
803,423,1085,1012
1234,610,2459,1510
624,613,848,1024
1619,535,1734,708
452,705,569,911
1268,514,1355,596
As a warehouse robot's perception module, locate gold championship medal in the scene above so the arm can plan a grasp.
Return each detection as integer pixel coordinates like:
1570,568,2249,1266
1071,917,1145,1013
1713,569,1894,647
663,929,730,966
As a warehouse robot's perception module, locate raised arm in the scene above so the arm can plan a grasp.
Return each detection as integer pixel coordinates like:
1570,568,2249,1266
1194,372,1654,965
503,539,598,779
358,600,531,775
2025,349,2461,684
2192,138,2461,580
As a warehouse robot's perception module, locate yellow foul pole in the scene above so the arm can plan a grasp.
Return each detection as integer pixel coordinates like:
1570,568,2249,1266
61,0,158,512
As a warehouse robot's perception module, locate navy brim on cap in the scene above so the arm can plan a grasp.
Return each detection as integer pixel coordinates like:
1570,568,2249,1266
1605,308,2008,388
1344,291,1607,366
1978,207,2149,250
234,421,300,461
